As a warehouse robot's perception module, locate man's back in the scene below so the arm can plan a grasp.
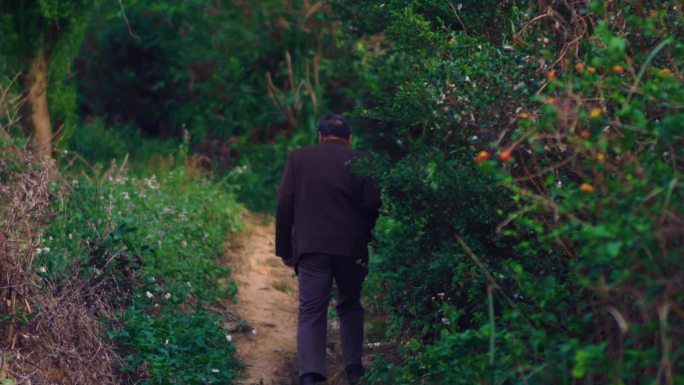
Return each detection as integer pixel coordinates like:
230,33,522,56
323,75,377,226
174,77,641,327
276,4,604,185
275,139,380,262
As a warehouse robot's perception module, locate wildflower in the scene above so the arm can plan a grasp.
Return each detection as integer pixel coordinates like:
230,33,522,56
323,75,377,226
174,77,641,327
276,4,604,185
251,328,257,335
596,152,606,162
579,183,595,193
43,247,50,253
36,248,43,255
38,266,47,273
122,191,130,200
165,339,169,345
186,281,192,287
211,369,220,373
225,334,232,342
145,291,153,298
164,293,171,300
68,233,73,240
441,317,450,325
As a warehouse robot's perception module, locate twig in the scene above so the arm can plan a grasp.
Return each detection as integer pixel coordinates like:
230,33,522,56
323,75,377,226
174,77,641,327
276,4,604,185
118,0,140,39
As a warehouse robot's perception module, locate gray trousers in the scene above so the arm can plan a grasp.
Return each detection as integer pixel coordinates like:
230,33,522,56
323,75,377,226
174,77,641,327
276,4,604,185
297,253,367,381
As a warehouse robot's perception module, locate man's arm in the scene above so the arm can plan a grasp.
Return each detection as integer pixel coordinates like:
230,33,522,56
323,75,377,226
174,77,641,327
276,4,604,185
275,153,295,263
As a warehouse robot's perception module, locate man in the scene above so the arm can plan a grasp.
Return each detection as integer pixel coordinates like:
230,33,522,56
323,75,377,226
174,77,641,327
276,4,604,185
275,115,381,385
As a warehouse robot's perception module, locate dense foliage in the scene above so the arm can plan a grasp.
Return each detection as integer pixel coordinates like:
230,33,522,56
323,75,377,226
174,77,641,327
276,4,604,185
35,152,244,384
331,1,683,384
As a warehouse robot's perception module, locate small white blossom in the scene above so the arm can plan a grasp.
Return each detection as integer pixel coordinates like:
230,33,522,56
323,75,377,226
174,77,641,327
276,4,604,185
68,233,73,240
442,317,450,325
251,328,257,335
38,266,47,273
43,247,50,253
164,293,171,300
186,281,192,287
145,291,153,298
211,369,220,373
165,339,169,345
225,334,232,342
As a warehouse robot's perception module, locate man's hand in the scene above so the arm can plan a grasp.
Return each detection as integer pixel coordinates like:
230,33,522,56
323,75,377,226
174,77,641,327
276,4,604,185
282,256,297,267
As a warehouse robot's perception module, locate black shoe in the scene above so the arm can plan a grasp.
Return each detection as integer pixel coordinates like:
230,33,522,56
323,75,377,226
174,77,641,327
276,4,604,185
300,373,319,385
345,365,365,385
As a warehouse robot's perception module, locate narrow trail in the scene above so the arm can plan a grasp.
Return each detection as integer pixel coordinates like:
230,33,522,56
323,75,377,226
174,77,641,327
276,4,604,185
225,214,299,385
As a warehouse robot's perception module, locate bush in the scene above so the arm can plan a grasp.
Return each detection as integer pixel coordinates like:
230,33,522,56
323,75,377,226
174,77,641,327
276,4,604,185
331,1,684,384
35,162,244,384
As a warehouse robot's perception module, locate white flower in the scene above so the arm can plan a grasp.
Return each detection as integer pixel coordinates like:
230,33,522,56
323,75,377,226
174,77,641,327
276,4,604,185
211,369,220,373
225,334,232,342
68,233,73,240
251,328,257,335
145,291,153,298
49,236,53,241
36,248,43,255
38,266,47,273
441,317,450,325
186,281,192,287
43,247,50,253
123,192,130,200
164,293,171,300
165,339,169,345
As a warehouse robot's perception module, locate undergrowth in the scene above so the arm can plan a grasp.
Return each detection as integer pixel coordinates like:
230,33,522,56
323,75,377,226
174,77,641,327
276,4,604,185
35,155,244,384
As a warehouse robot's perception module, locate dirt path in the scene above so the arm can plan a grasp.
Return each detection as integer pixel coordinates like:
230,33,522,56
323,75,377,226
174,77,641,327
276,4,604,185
225,214,299,385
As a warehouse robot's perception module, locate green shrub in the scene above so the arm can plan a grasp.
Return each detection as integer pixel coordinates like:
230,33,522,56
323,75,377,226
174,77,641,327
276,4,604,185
36,164,243,384
333,1,684,384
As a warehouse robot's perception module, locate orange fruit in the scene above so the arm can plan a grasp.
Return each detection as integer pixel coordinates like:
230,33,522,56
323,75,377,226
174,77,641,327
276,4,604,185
612,65,625,74
589,108,602,118
475,150,490,163
499,150,512,162
546,69,557,80
596,152,606,162
580,130,590,139
575,62,585,73
587,66,596,74
519,112,530,119
579,183,594,193
658,68,672,77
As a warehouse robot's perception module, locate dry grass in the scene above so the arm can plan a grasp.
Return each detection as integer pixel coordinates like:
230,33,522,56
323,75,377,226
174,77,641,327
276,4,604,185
0,79,123,384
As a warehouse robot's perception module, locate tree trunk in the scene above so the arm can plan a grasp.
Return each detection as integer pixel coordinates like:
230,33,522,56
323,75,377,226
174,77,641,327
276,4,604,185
22,50,52,160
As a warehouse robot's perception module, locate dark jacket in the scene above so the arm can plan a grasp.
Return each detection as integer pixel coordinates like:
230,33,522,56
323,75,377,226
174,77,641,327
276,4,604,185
275,139,381,263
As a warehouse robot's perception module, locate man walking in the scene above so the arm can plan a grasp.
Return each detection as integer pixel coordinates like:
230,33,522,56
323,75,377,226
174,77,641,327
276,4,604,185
275,115,381,385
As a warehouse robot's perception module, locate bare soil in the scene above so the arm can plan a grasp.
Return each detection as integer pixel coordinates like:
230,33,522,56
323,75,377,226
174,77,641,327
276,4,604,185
225,214,299,385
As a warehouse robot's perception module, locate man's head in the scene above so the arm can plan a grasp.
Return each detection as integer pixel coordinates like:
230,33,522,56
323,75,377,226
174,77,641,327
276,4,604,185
317,114,351,145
